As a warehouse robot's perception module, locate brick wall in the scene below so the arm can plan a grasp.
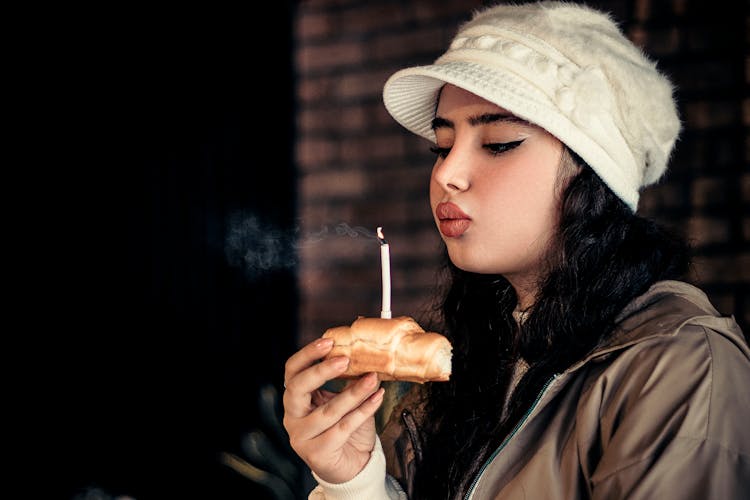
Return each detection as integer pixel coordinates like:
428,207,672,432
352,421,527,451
293,0,749,346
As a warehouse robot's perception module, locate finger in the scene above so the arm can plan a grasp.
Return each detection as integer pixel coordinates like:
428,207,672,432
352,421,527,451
283,337,335,385
300,373,381,439
284,356,351,418
318,387,385,449
287,355,351,396
311,388,337,407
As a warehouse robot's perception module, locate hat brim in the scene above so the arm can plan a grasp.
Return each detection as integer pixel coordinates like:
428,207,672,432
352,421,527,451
382,60,639,210
383,60,558,143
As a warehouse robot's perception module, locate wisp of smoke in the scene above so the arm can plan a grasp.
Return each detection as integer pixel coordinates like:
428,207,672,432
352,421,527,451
224,211,377,279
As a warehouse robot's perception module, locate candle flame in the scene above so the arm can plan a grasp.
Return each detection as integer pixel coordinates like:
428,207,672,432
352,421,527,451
376,226,387,245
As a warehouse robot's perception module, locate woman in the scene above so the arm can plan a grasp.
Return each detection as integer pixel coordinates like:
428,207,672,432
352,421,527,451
282,2,750,498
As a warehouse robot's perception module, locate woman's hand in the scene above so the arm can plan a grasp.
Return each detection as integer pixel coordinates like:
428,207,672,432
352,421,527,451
282,337,385,484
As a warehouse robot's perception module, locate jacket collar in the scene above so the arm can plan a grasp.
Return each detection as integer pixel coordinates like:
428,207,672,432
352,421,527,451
563,280,748,374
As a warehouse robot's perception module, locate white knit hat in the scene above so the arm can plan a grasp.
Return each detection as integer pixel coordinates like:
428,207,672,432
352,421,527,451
382,1,681,211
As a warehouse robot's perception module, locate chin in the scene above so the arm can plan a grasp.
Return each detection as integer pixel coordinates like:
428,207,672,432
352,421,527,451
447,250,492,275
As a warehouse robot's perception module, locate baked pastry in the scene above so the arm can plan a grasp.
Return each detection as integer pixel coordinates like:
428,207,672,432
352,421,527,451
322,316,452,383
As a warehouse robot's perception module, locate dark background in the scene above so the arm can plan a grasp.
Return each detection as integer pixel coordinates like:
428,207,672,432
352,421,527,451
32,3,302,498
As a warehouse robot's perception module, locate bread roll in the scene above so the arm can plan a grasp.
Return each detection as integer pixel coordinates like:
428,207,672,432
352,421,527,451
322,316,452,383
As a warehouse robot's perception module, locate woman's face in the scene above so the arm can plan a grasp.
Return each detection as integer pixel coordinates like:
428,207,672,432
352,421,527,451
429,84,566,291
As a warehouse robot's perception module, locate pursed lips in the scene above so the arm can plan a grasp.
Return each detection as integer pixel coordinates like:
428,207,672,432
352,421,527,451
436,202,471,237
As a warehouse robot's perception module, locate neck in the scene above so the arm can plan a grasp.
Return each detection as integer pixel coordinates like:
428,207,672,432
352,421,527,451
508,279,537,311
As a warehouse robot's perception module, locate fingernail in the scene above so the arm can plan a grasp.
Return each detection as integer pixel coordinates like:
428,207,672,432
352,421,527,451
331,356,349,369
361,372,378,387
315,338,334,349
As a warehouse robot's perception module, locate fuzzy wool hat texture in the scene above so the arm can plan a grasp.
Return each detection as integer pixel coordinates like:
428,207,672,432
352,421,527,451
382,1,681,211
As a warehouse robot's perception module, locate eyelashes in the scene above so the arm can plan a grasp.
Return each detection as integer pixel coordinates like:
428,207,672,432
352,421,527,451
429,146,451,159
429,140,525,159
485,140,524,155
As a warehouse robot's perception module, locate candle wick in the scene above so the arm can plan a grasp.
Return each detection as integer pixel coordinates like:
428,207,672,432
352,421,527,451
376,226,387,245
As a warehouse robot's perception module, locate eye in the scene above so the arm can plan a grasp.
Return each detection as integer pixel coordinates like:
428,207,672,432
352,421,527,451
484,140,524,155
429,146,451,159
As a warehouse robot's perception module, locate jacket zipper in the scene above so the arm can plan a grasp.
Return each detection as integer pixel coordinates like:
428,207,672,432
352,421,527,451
401,409,423,463
464,374,560,500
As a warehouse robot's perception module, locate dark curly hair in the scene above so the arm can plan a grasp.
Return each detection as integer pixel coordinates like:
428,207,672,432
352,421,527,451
412,150,692,499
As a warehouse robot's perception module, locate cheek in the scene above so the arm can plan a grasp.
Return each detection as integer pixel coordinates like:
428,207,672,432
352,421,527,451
513,174,555,205
485,164,552,202
480,160,560,226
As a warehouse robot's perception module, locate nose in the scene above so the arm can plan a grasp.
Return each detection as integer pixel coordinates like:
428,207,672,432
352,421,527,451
432,148,470,192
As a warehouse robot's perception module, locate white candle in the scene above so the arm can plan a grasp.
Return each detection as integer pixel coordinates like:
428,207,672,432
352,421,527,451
377,227,391,318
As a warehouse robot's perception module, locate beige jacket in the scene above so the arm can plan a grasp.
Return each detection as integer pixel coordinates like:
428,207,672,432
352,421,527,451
380,280,750,499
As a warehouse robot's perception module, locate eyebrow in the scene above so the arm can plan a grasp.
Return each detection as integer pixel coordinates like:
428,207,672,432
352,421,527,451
431,113,530,130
